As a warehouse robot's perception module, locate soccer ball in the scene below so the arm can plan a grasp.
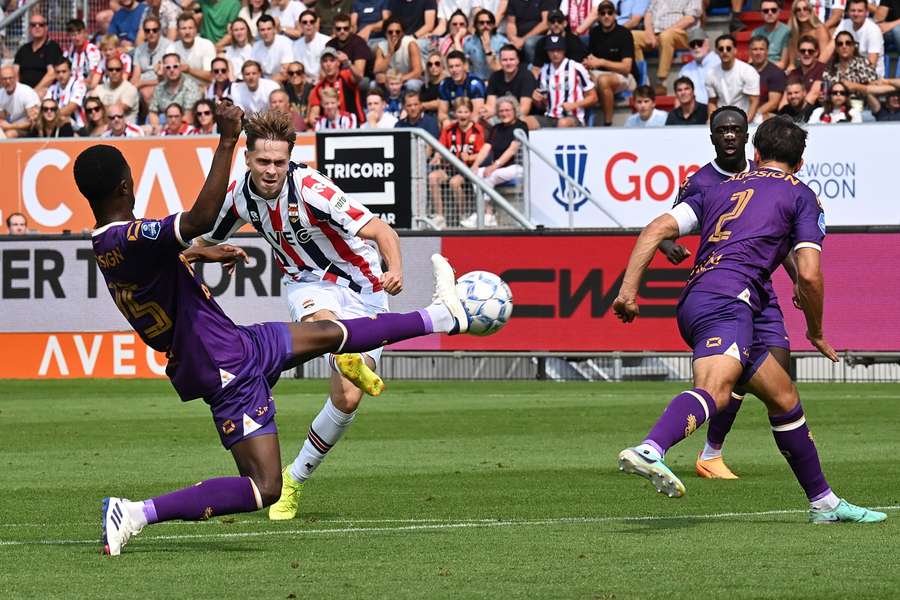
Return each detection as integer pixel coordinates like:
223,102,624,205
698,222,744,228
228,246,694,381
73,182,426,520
455,271,514,336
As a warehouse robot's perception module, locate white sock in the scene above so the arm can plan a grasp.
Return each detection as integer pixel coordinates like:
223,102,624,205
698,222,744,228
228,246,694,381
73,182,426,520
289,398,356,483
424,303,455,333
810,491,841,512
700,442,723,461
124,501,148,528
636,443,662,461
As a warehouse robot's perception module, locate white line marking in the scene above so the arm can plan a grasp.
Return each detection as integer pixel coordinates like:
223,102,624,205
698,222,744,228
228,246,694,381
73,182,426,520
1,506,897,548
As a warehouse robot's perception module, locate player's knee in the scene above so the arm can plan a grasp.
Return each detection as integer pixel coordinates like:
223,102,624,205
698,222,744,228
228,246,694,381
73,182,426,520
254,471,283,507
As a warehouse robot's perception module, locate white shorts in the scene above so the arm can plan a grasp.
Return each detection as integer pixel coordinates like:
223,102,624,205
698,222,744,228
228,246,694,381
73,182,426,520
284,278,390,367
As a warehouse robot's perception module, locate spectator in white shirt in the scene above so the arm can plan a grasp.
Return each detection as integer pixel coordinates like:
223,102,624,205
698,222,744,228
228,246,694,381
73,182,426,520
293,10,331,81
0,66,40,138
224,18,255,78
173,12,216,85
252,15,294,83
678,28,720,104
834,0,884,77
625,84,668,126
46,59,88,129
269,0,305,38
706,33,760,122
362,88,399,128
229,60,282,113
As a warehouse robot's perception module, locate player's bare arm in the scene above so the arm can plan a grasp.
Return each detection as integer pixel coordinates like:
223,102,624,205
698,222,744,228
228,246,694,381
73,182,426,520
794,247,837,362
614,214,681,323
179,103,245,241
183,244,250,274
358,218,404,295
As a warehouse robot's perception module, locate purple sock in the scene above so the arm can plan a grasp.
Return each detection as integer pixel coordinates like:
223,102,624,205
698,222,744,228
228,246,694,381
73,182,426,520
769,403,831,501
644,388,718,455
145,477,259,523
706,394,744,448
338,311,431,353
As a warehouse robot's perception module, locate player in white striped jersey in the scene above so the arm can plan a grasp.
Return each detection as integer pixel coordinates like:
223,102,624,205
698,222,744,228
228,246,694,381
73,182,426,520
534,35,598,127
200,110,403,520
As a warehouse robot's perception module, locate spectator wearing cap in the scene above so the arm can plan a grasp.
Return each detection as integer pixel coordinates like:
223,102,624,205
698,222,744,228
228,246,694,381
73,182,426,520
149,53,203,133
315,86,359,129
5,213,27,235
14,13,64,96
396,90,440,137
0,66,40,138
229,60,282,113
777,80,815,122
678,29,720,104
95,57,140,124
631,0,701,95
308,47,364,126
353,0,390,41
751,0,791,69
374,18,424,90
665,76,707,124
327,13,374,84
206,57,234,101
161,102,199,134
139,0,182,42
102,103,145,137
252,14,294,83
533,34,598,127
437,50,487,126
532,9,589,77
786,35,825,106
294,10,332,81
109,0,149,47
197,0,241,44
307,0,354,36
46,59,88,129
584,0,638,127
835,0,885,78
867,90,900,121
625,84,667,126
463,10,509,81
485,44,538,122
507,0,555,63
268,0,304,38
706,34,760,122
749,35,787,120
132,16,174,105
173,12,217,85
362,88,399,128
64,19,102,84
283,61,315,120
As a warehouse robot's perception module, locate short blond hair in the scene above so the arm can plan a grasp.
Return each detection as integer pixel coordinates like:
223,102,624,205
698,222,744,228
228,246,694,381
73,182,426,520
385,69,402,82
244,109,296,152
319,87,339,102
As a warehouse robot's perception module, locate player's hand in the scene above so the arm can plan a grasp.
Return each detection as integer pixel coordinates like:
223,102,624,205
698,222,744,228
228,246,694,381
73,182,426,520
613,294,640,323
186,244,250,274
380,269,403,295
662,243,691,265
806,331,838,362
792,283,803,310
646,32,658,49
216,101,244,144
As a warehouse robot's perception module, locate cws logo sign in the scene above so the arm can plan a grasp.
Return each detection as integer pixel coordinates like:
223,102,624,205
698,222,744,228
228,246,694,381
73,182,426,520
316,131,413,228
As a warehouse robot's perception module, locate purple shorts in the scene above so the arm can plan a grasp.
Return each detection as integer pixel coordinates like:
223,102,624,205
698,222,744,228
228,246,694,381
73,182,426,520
757,287,790,350
204,322,292,449
677,291,769,384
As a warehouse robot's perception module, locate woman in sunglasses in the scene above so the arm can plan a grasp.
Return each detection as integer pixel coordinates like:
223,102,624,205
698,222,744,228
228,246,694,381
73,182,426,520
373,18,423,91
283,61,313,120
28,100,75,138
808,81,861,123
191,98,218,134
786,0,831,72
438,10,472,57
77,96,109,137
419,51,446,115
823,31,878,96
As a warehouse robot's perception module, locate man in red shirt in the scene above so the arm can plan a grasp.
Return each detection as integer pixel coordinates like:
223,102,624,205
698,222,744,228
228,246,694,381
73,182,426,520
307,47,362,128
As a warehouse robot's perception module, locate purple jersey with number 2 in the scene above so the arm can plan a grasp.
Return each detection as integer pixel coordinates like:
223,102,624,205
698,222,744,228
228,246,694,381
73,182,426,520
91,213,244,401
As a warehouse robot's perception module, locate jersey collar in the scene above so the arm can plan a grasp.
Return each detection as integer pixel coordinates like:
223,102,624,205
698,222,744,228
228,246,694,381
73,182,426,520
246,173,288,207
710,159,751,177
92,220,130,236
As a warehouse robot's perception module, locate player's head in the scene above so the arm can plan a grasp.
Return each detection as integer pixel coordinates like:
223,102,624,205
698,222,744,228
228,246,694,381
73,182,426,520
244,110,296,199
709,106,749,162
753,115,807,172
74,145,134,215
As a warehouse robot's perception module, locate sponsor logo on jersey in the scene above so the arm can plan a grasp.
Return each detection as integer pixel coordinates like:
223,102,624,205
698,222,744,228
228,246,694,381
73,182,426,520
140,221,161,240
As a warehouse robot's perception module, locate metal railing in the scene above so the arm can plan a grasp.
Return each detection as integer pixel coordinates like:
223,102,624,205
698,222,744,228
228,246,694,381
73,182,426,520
515,128,624,229
1,0,88,62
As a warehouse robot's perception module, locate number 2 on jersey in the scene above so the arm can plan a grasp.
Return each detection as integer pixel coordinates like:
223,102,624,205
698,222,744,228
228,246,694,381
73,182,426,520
708,189,754,243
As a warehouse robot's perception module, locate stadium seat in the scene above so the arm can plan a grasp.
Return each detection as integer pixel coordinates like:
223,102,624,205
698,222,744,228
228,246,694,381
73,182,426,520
735,31,753,43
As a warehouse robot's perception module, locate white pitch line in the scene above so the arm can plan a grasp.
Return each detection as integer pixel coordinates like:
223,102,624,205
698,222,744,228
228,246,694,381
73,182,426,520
1,506,897,548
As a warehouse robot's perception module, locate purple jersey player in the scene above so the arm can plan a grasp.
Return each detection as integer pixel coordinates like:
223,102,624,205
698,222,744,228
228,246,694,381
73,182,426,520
661,107,796,481
76,107,476,556
611,116,885,524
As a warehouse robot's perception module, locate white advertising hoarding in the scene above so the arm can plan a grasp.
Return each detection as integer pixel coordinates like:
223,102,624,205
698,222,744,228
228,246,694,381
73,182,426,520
528,123,900,227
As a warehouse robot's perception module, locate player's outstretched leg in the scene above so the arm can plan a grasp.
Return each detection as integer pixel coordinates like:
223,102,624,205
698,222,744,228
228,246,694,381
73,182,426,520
619,355,741,498
746,355,887,524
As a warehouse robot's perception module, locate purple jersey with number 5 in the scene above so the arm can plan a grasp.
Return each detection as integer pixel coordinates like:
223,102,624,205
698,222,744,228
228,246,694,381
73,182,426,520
91,213,245,401
678,168,825,310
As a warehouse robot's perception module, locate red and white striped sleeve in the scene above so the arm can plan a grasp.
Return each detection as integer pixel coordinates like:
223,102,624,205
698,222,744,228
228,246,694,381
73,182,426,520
298,170,374,237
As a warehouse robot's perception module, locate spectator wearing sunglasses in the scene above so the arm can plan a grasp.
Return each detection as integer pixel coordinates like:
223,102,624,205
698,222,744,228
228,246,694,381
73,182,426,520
786,35,825,105
102,103,145,136
584,0,639,126
786,1,831,73
374,18,424,91
309,0,354,36
78,96,109,137
706,33,760,122
160,102,199,135
91,35,134,90
283,61,314,121
94,57,140,124
293,10,332,81
46,59,88,129
206,57,233,101
109,0,149,47
808,81,862,122
420,52,446,115
532,9,588,77
149,53,203,134
835,0,884,77
823,30,878,94
133,16,174,104
461,10,508,81
27,99,75,138
327,13,375,83
139,0,182,42
14,13,64,96
191,98,218,133
677,29,720,104
751,0,791,69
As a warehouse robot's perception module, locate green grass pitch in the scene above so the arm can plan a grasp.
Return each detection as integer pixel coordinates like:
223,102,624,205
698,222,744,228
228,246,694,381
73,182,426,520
1,379,898,599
